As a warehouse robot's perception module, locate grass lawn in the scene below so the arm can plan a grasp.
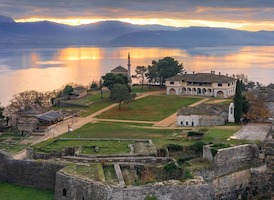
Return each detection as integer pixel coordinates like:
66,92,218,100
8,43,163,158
80,98,113,117
63,164,105,182
69,91,109,106
131,85,165,93
54,91,113,117
34,139,131,155
99,95,202,121
0,183,54,200
34,122,241,151
203,126,245,145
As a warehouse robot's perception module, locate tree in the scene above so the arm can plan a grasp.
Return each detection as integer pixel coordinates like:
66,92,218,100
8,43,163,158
246,81,256,89
234,80,243,123
267,83,274,89
0,103,4,121
110,84,131,110
134,66,147,90
146,63,159,86
4,90,56,116
99,79,103,99
90,80,98,89
57,84,73,98
102,73,130,91
246,91,271,122
146,57,184,86
242,95,250,114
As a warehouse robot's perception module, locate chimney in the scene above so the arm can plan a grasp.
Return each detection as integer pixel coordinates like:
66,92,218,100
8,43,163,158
219,72,221,75
211,71,215,74
193,71,195,74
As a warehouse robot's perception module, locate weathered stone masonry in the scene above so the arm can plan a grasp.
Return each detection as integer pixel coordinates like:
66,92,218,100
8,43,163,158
0,150,64,191
54,171,212,200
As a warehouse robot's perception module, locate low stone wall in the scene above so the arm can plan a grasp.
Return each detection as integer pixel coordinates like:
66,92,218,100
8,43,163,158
55,171,212,200
0,151,65,191
62,155,171,164
203,144,259,176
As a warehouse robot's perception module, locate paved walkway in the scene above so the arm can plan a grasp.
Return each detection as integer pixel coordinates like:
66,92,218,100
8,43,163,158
230,123,272,141
153,97,210,127
12,91,163,160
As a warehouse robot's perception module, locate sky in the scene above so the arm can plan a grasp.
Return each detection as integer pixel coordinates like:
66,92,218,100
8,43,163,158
1,0,274,31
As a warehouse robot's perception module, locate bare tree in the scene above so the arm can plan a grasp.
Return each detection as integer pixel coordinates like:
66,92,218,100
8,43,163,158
4,90,56,116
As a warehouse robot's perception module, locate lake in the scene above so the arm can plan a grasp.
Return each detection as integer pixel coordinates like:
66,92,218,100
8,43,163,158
0,46,274,106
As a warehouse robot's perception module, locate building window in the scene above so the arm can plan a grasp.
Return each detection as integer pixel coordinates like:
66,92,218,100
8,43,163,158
228,83,230,86
62,189,67,196
192,122,194,126
218,83,222,87
170,81,174,85
231,108,233,114
181,121,183,125
186,121,189,126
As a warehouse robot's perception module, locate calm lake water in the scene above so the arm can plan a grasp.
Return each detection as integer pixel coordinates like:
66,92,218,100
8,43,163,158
0,46,274,105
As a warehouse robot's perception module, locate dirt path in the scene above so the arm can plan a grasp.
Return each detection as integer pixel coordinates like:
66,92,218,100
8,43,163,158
153,97,210,127
12,90,163,160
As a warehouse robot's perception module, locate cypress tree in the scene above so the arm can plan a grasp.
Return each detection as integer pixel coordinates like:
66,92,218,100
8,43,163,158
234,80,243,123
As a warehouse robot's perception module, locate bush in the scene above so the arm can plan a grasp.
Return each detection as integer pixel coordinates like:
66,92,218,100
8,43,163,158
144,195,157,200
177,156,194,165
164,162,178,174
187,131,204,137
187,131,204,140
166,144,183,151
189,141,206,154
183,168,193,180
163,162,184,180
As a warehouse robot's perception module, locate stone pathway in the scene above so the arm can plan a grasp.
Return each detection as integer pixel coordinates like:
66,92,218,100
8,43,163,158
230,123,272,141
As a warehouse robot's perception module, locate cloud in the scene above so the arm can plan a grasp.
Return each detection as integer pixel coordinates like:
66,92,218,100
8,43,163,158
1,0,274,29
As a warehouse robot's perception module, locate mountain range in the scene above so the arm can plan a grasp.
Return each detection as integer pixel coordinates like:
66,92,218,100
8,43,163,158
1,15,274,48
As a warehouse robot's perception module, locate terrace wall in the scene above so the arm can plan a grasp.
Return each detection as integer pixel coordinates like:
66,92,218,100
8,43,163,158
55,171,212,200
0,151,65,191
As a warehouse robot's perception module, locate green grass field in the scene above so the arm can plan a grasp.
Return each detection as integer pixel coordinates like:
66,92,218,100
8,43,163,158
0,183,54,200
34,139,131,155
33,122,241,151
99,95,201,121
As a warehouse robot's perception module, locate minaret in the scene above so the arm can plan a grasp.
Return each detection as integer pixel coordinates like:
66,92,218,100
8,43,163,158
228,102,235,123
127,52,132,87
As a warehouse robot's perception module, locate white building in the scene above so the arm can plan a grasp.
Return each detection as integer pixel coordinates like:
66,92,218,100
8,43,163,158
177,104,229,127
166,71,237,98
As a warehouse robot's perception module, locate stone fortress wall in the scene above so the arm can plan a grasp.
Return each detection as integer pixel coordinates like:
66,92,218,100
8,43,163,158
0,150,64,191
54,171,212,200
1,140,274,199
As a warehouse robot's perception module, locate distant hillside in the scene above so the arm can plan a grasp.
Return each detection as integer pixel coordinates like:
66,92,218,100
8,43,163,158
109,27,274,48
0,19,180,48
0,15,15,23
1,16,274,48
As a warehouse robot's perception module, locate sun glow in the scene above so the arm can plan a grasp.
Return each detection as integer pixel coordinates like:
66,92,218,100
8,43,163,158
15,17,274,31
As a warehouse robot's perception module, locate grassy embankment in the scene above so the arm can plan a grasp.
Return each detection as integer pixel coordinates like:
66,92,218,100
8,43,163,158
0,183,54,200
